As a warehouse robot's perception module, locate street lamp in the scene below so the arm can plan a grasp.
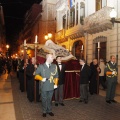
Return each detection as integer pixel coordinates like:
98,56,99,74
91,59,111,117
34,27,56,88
110,8,120,26
6,44,9,50
44,33,52,40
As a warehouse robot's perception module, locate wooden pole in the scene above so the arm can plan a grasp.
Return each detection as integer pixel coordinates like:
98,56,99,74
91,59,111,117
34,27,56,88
97,47,100,94
34,43,38,102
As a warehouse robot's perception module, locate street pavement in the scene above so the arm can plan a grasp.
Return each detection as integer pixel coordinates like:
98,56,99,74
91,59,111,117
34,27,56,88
1,72,120,120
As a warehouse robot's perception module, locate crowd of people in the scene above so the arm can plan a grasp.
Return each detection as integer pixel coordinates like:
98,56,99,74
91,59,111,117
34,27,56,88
0,57,18,76
0,54,118,117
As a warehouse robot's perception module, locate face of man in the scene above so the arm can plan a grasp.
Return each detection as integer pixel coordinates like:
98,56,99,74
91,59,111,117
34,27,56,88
32,57,36,64
79,60,84,65
111,56,116,63
93,59,98,65
56,57,62,63
47,54,54,64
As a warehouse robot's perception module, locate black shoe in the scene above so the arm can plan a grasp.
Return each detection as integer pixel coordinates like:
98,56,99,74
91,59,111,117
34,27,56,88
55,103,58,106
42,113,46,117
84,100,88,104
90,93,93,95
111,100,117,103
79,100,83,102
60,103,65,106
49,112,54,116
106,100,111,104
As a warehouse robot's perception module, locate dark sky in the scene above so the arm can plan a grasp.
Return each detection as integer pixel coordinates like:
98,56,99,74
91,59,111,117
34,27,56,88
1,0,42,44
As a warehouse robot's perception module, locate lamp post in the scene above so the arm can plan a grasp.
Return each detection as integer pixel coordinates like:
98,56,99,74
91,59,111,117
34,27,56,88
6,44,9,58
110,8,120,26
110,8,120,75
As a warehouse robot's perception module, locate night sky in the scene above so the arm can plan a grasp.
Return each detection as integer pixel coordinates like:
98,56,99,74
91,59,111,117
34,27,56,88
1,0,42,46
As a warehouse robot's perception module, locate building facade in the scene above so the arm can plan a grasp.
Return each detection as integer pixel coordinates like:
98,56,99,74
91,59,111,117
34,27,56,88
20,0,120,82
54,0,120,82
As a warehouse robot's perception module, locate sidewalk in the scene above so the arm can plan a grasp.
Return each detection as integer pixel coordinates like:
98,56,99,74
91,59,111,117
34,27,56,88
0,73,16,120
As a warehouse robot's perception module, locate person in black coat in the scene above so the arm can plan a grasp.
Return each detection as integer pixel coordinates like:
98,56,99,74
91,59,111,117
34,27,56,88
79,58,91,104
89,59,100,95
55,56,66,106
18,56,24,92
26,57,37,102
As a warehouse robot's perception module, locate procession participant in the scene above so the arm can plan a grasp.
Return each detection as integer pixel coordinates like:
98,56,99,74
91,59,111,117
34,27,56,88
18,55,24,92
55,56,66,106
79,58,91,104
105,55,118,104
99,59,106,90
89,59,100,95
26,57,36,102
35,53,59,117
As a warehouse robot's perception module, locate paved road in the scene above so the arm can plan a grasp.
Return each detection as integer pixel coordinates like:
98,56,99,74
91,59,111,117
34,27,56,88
11,72,120,120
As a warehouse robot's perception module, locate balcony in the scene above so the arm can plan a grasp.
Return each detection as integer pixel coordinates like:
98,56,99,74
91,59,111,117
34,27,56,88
83,6,113,34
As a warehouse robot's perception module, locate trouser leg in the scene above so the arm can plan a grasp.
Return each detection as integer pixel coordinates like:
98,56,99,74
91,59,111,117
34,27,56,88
110,81,117,100
55,87,59,103
80,84,84,100
47,90,54,113
106,80,112,101
83,84,88,101
59,85,63,103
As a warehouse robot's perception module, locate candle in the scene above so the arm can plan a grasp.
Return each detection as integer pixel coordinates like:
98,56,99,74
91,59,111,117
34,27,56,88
81,45,83,50
24,40,26,46
35,35,38,43
98,42,100,48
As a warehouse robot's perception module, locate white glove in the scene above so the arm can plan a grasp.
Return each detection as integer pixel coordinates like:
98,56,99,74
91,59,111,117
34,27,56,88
33,72,35,75
42,78,46,82
54,85,57,89
112,71,115,75
34,65,37,68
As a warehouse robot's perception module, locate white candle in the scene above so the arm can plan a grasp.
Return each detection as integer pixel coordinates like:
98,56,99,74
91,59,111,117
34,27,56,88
35,35,38,43
24,40,26,46
81,45,83,50
98,42,100,48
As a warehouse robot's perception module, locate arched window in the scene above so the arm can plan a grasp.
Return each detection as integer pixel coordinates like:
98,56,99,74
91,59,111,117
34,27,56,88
80,2,85,25
73,40,84,60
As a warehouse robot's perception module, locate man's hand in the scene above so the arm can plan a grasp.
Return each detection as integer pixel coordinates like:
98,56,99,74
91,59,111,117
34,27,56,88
54,85,57,89
42,78,46,82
